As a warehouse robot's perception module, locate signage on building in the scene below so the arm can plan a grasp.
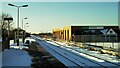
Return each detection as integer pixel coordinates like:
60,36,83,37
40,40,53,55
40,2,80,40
106,29,117,35
89,26,104,29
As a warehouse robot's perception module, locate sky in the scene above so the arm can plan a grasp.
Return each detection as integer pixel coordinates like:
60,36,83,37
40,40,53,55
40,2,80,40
1,0,119,33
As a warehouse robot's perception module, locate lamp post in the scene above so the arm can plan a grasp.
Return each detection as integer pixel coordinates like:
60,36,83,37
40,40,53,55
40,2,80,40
22,17,27,43
24,23,29,38
22,17,27,29
8,3,28,46
72,33,76,46
25,23,29,31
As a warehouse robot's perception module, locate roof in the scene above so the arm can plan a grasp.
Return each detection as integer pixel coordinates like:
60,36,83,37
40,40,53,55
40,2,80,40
106,29,117,35
52,28,62,32
100,29,108,35
100,29,120,35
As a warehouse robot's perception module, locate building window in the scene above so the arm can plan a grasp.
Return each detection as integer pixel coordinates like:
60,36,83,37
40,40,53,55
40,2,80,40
110,31,113,33
65,30,66,40
67,30,69,41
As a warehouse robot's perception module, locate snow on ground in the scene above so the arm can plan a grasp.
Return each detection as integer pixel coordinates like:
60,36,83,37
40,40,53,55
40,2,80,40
25,37,36,44
10,37,36,49
10,40,28,49
2,49,32,67
85,42,119,50
36,40,79,67
10,44,28,49
31,35,120,67
40,40,118,67
0,37,37,67
47,41,120,64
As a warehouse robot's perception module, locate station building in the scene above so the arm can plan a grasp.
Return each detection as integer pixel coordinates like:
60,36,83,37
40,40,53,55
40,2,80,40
53,26,120,42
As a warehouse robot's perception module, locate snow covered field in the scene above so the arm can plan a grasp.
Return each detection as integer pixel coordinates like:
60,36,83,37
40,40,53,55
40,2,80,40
85,42,120,50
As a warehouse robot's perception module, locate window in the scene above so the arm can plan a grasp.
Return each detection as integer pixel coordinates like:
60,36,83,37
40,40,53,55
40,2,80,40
110,31,113,33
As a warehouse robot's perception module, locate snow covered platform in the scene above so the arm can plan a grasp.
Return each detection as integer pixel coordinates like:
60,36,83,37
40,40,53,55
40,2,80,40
0,37,36,67
2,49,32,68
9,37,36,49
10,43,28,49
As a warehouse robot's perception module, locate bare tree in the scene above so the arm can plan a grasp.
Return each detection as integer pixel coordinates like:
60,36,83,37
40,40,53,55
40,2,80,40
0,13,14,30
0,13,15,50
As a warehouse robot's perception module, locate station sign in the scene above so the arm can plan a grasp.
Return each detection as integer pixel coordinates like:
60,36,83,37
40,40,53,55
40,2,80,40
89,26,104,29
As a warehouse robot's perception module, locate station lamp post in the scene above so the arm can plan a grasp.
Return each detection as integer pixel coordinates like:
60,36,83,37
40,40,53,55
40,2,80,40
25,23,29,31
22,17,27,30
24,23,29,38
8,3,28,46
22,17,27,43
72,33,76,46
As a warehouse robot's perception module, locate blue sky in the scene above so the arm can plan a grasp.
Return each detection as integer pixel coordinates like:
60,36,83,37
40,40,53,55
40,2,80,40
2,2,118,33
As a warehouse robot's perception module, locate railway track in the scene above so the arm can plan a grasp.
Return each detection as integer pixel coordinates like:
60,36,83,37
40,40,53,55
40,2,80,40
48,41,120,67
36,40,83,68
31,35,120,68
39,41,107,68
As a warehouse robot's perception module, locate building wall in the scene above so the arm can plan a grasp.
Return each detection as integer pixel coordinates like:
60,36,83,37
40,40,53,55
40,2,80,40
63,26,71,41
53,28,61,40
74,35,118,42
104,26,119,29
53,26,120,42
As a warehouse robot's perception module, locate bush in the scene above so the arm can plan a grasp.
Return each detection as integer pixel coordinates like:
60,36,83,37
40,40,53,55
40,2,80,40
31,57,40,62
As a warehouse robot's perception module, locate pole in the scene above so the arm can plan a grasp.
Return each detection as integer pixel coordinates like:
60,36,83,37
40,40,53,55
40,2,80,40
24,23,28,40
22,19,23,29
22,19,24,43
17,7,19,46
7,20,10,49
74,35,75,45
7,21,10,36
8,3,28,46
22,18,27,43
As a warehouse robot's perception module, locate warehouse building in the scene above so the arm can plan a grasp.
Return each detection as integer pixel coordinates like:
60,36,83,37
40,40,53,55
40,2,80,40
53,26,120,42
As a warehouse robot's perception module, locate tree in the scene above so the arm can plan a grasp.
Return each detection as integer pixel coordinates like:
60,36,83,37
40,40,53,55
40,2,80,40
0,12,14,31
0,13,14,50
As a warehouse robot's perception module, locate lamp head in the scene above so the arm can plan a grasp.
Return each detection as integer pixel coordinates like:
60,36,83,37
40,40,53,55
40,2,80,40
24,17,27,19
22,5,28,7
8,3,15,6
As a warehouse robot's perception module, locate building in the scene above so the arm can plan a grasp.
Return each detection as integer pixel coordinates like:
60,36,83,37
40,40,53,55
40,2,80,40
38,33,52,38
53,26,120,42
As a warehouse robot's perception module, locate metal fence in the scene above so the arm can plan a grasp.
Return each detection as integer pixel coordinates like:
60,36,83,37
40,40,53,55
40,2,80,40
74,35,119,42
73,35,120,51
